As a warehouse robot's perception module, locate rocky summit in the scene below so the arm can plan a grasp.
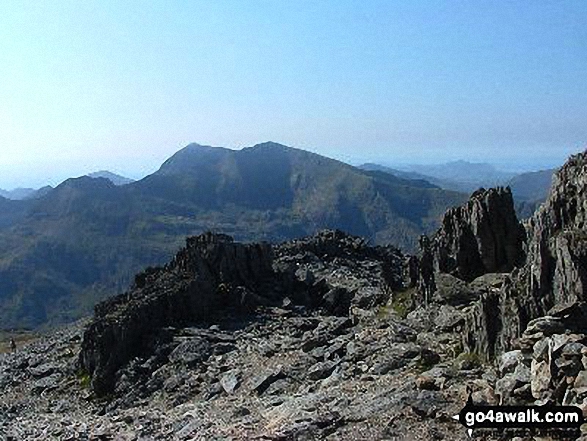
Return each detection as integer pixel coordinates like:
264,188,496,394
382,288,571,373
1,151,587,440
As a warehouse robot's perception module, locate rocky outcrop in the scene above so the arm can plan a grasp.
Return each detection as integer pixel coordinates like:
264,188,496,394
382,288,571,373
79,230,405,396
464,152,587,358
79,232,277,395
522,152,587,314
423,186,526,284
273,229,405,310
492,302,587,410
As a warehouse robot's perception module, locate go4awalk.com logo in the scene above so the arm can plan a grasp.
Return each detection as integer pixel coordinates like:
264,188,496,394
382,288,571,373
454,395,584,437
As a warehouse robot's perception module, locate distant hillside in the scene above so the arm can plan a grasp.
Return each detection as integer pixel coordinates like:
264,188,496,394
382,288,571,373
0,186,53,201
402,160,516,190
507,168,555,219
362,161,557,219
0,142,466,328
87,171,134,186
507,168,555,202
361,161,517,193
0,188,37,200
359,163,467,192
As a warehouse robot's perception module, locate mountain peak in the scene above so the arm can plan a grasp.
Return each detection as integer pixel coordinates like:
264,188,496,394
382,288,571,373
87,171,134,186
250,141,290,150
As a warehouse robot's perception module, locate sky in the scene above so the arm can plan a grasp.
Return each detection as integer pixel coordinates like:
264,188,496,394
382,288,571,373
1,0,586,188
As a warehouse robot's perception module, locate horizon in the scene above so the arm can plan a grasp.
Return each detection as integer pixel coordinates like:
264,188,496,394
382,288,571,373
0,141,575,191
1,1,586,188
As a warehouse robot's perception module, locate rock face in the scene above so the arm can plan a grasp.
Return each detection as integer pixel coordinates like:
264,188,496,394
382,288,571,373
424,186,526,283
522,152,587,314
79,229,405,396
79,232,277,395
463,152,587,358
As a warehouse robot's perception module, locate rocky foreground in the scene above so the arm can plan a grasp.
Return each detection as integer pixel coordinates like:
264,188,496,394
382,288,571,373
1,151,587,440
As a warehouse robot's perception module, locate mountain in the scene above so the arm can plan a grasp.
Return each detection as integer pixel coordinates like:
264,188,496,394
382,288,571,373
362,160,517,193
359,163,467,192
507,168,555,202
0,187,38,200
0,142,466,328
87,171,134,186
506,168,555,218
0,186,53,201
0,196,31,228
361,162,557,218
402,160,516,190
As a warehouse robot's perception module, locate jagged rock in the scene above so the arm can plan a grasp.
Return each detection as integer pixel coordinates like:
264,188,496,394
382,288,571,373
419,187,525,284
371,343,421,375
80,232,277,395
168,338,211,366
321,287,352,316
415,375,441,391
28,363,58,379
432,273,476,306
32,373,62,393
533,338,550,362
499,350,524,375
307,360,338,381
551,333,585,354
561,342,587,358
495,374,520,404
524,316,566,336
250,366,284,395
410,390,444,419
531,360,551,399
434,304,465,332
458,152,587,370
220,370,241,394
513,363,531,384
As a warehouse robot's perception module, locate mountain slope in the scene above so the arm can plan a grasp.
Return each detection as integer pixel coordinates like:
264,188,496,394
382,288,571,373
402,160,516,190
0,142,466,328
363,160,517,193
359,163,466,191
506,168,555,218
87,171,135,186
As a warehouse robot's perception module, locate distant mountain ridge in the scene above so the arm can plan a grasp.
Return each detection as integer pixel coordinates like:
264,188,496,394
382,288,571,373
0,186,52,200
361,161,556,218
401,160,517,189
87,171,135,186
360,160,516,193
0,142,466,328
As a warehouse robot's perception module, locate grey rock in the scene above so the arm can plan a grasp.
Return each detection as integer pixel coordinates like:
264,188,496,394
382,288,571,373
220,370,241,394
434,304,465,332
28,362,58,379
499,350,524,375
533,338,550,362
524,316,566,337
168,338,212,366
32,373,62,393
513,363,531,384
307,361,338,381
371,343,421,375
495,374,519,404
432,273,476,306
251,366,284,395
531,360,551,399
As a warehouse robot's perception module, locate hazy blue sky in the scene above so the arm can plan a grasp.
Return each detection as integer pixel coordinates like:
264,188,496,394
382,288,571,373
1,0,586,188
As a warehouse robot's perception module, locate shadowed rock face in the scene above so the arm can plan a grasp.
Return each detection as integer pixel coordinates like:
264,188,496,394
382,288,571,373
428,186,526,282
79,232,276,395
463,151,587,358
523,152,587,311
79,229,405,396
